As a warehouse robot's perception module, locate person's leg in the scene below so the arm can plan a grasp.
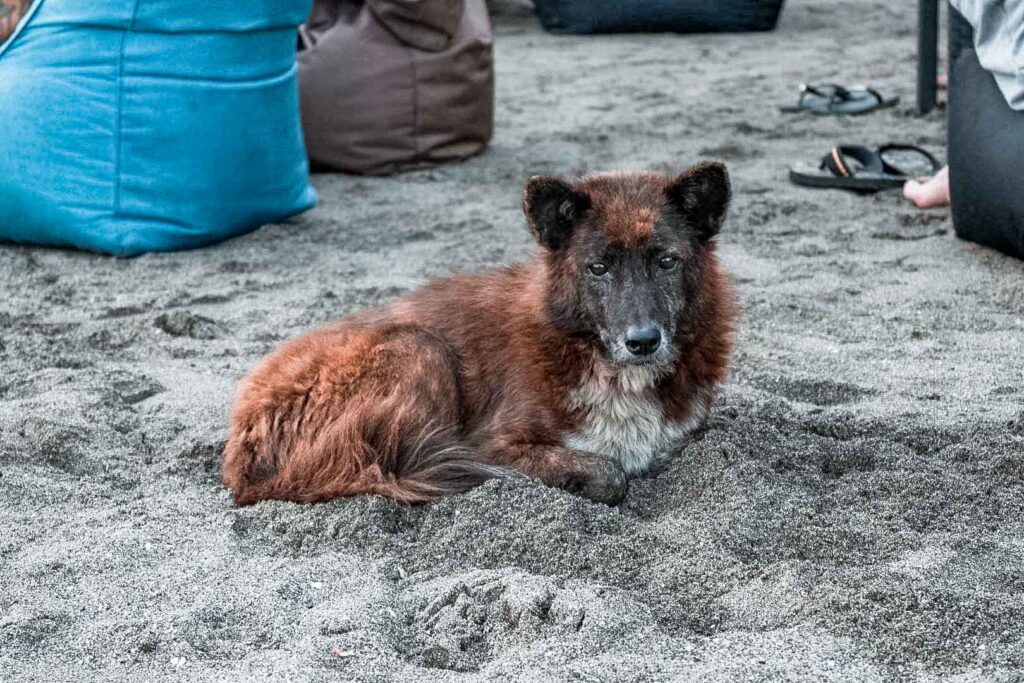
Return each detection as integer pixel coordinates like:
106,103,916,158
948,2,974,65
903,4,975,211
942,1,1024,258
903,165,950,208
947,50,1024,258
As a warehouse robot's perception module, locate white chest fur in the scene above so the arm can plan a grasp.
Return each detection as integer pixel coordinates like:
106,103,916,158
563,365,712,475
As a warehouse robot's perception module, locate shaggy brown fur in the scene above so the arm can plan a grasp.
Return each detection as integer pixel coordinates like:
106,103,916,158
223,164,736,505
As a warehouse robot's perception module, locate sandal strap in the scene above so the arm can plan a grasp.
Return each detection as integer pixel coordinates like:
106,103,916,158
862,87,886,105
799,83,850,110
820,145,884,178
797,83,889,113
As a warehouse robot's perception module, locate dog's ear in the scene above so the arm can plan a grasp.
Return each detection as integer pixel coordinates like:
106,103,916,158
665,162,731,241
523,176,589,250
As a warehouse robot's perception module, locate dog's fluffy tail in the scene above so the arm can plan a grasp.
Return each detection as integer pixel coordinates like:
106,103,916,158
383,429,520,503
223,420,519,505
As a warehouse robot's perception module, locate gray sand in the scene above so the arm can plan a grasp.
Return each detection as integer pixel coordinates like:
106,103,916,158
2,0,1024,680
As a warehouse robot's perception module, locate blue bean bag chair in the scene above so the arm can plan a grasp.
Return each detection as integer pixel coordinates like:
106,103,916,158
0,0,317,256
534,0,785,35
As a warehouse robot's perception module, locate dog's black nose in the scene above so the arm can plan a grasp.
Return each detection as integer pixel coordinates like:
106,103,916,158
625,325,662,356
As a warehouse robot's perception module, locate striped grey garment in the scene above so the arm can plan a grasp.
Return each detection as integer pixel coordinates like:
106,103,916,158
950,0,1024,110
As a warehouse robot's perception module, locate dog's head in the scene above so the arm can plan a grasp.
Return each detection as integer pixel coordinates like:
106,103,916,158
523,163,730,369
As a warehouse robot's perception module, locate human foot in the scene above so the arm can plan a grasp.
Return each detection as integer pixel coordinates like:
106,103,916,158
903,164,950,208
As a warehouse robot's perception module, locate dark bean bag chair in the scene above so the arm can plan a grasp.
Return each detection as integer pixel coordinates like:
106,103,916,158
948,5,1024,260
298,0,494,175
533,0,785,35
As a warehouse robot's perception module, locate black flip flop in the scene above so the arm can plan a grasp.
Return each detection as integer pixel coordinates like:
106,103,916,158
781,83,900,116
789,144,941,193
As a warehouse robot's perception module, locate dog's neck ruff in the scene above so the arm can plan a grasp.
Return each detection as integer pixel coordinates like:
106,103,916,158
562,359,711,475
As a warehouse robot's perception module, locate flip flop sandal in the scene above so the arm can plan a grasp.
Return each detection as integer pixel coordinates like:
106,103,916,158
789,144,941,193
780,83,900,116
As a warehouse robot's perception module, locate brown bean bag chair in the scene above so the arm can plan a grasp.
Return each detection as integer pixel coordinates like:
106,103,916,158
298,0,494,175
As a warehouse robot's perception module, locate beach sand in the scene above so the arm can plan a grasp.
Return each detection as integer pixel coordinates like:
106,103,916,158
2,0,1023,679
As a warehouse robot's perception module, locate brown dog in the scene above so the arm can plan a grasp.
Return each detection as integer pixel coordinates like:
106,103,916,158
222,164,736,505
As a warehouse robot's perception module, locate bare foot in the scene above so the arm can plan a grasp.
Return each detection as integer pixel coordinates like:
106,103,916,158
903,164,950,209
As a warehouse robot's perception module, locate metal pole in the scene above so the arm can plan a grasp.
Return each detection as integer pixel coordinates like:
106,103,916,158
917,0,939,114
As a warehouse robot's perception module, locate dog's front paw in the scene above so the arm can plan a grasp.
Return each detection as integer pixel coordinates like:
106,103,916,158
563,454,628,505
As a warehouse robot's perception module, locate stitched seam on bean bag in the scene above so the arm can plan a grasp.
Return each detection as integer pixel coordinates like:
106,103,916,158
113,0,142,219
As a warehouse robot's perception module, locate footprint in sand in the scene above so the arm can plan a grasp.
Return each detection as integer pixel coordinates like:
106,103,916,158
105,371,165,405
758,377,876,407
153,311,227,340
401,570,595,672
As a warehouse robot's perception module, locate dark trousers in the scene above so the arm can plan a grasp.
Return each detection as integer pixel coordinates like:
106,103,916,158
947,4,1024,259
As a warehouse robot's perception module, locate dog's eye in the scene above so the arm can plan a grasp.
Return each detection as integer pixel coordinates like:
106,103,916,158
658,255,679,270
588,263,608,276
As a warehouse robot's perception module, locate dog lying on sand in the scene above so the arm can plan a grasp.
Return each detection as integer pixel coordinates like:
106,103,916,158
222,163,736,506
